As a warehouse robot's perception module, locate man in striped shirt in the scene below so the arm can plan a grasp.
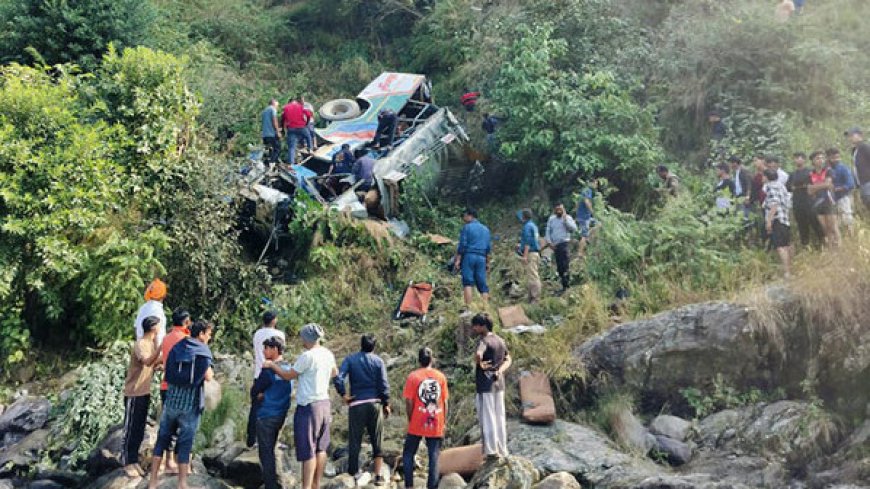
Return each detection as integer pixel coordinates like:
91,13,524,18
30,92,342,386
148,320,214,489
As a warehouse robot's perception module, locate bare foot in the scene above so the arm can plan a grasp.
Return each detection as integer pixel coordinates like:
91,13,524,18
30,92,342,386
123,464,141,478
164,460,179,475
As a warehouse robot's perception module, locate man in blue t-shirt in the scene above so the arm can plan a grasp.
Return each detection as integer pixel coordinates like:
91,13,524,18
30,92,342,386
518,208,542,303
826,147,856,234
252,336,292,489
454,208,492,306
261,99,281,164
576,186,596,257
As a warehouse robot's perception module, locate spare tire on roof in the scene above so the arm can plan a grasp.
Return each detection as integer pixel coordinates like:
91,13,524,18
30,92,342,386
319,99,362,121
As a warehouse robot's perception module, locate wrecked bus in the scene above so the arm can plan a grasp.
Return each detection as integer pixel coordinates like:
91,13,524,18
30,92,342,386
238,72,468,242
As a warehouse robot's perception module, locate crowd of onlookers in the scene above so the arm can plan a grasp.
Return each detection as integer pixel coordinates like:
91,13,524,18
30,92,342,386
655,127,870,278
122,279,511,489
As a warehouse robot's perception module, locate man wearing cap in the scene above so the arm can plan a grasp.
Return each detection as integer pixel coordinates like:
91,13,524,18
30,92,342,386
252,336,292,489
247,311,286,447
846,127,870,209
453,208,492,307
134,278,167,346
265,323,337,489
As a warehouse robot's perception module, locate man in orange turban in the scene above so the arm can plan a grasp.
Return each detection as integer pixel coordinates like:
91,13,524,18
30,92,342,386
135,278,168,345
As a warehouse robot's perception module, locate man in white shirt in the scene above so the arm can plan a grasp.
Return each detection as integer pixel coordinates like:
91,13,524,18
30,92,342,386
247,311,286,447
265,323,337,489
133,279,167,346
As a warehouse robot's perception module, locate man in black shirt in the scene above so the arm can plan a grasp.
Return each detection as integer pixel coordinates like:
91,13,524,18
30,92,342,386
471,313,511,460
786,152,824,247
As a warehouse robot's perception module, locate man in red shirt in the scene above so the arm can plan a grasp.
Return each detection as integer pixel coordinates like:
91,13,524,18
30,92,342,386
460,88,480,112
402,347,448,489
282,96,313,165
158,308,192,474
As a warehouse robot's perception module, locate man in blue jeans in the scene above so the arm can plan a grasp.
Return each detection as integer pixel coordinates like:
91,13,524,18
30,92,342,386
148,320,214,489
453,208,492,307
333,334,391,485
252,336,292,489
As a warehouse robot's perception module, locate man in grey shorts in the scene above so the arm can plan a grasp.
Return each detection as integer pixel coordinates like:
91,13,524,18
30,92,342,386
264,323,337,489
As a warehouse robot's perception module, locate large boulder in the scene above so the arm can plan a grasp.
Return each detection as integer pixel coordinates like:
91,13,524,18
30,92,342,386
651,435,692,467
201,442,246,475
86,423,158,477
0,429,50,477
573,288,870,419
31,470,85,488
575,302,775,414
0,397,51,448
438,473,467,489
681,401,842,487
532,472,581,489
89,469,141,489
467,456,539,489
141,473,234,489
322,474,355,489
506,420,717,488
649,415,692,442
203,444,294,489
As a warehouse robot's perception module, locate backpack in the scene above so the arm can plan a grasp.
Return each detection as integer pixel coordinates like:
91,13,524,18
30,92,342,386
165,338,210,387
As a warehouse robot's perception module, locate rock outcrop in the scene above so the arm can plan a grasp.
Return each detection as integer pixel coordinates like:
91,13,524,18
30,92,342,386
574,293,870,419
86,423,157,476
0,397,51,449
532,472,581,489
576,302,775,414
467,456,539,489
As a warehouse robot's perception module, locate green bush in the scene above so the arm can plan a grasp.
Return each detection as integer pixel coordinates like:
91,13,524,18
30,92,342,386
586,190,773,312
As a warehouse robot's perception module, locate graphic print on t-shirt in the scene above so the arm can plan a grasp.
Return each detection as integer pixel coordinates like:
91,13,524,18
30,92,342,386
417,378,442,429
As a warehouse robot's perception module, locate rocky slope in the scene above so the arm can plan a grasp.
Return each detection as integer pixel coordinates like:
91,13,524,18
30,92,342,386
0,285,866,488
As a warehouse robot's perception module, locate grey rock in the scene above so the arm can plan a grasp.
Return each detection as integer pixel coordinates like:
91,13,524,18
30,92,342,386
574,293,870,420
652,435,692,466
201,442,246,475
139,473,234,489
0,429,50,477
0,481,15,489
27,481,65,489
322,473,355,489
610,408,654,454
576,302,770,414
438,473,467,489
682,401,842,488
532,472,581,489
210,418,236,450
86,423,157,477
0,397,51,445
506,420,722,488
467,456,539,489
649,415,693,442
224,448,263,488
507,420,655,485
89,469,141,489
32,470,84,488
217,446,294,489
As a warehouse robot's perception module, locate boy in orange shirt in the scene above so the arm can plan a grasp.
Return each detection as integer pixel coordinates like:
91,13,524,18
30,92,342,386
402,348,449,489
